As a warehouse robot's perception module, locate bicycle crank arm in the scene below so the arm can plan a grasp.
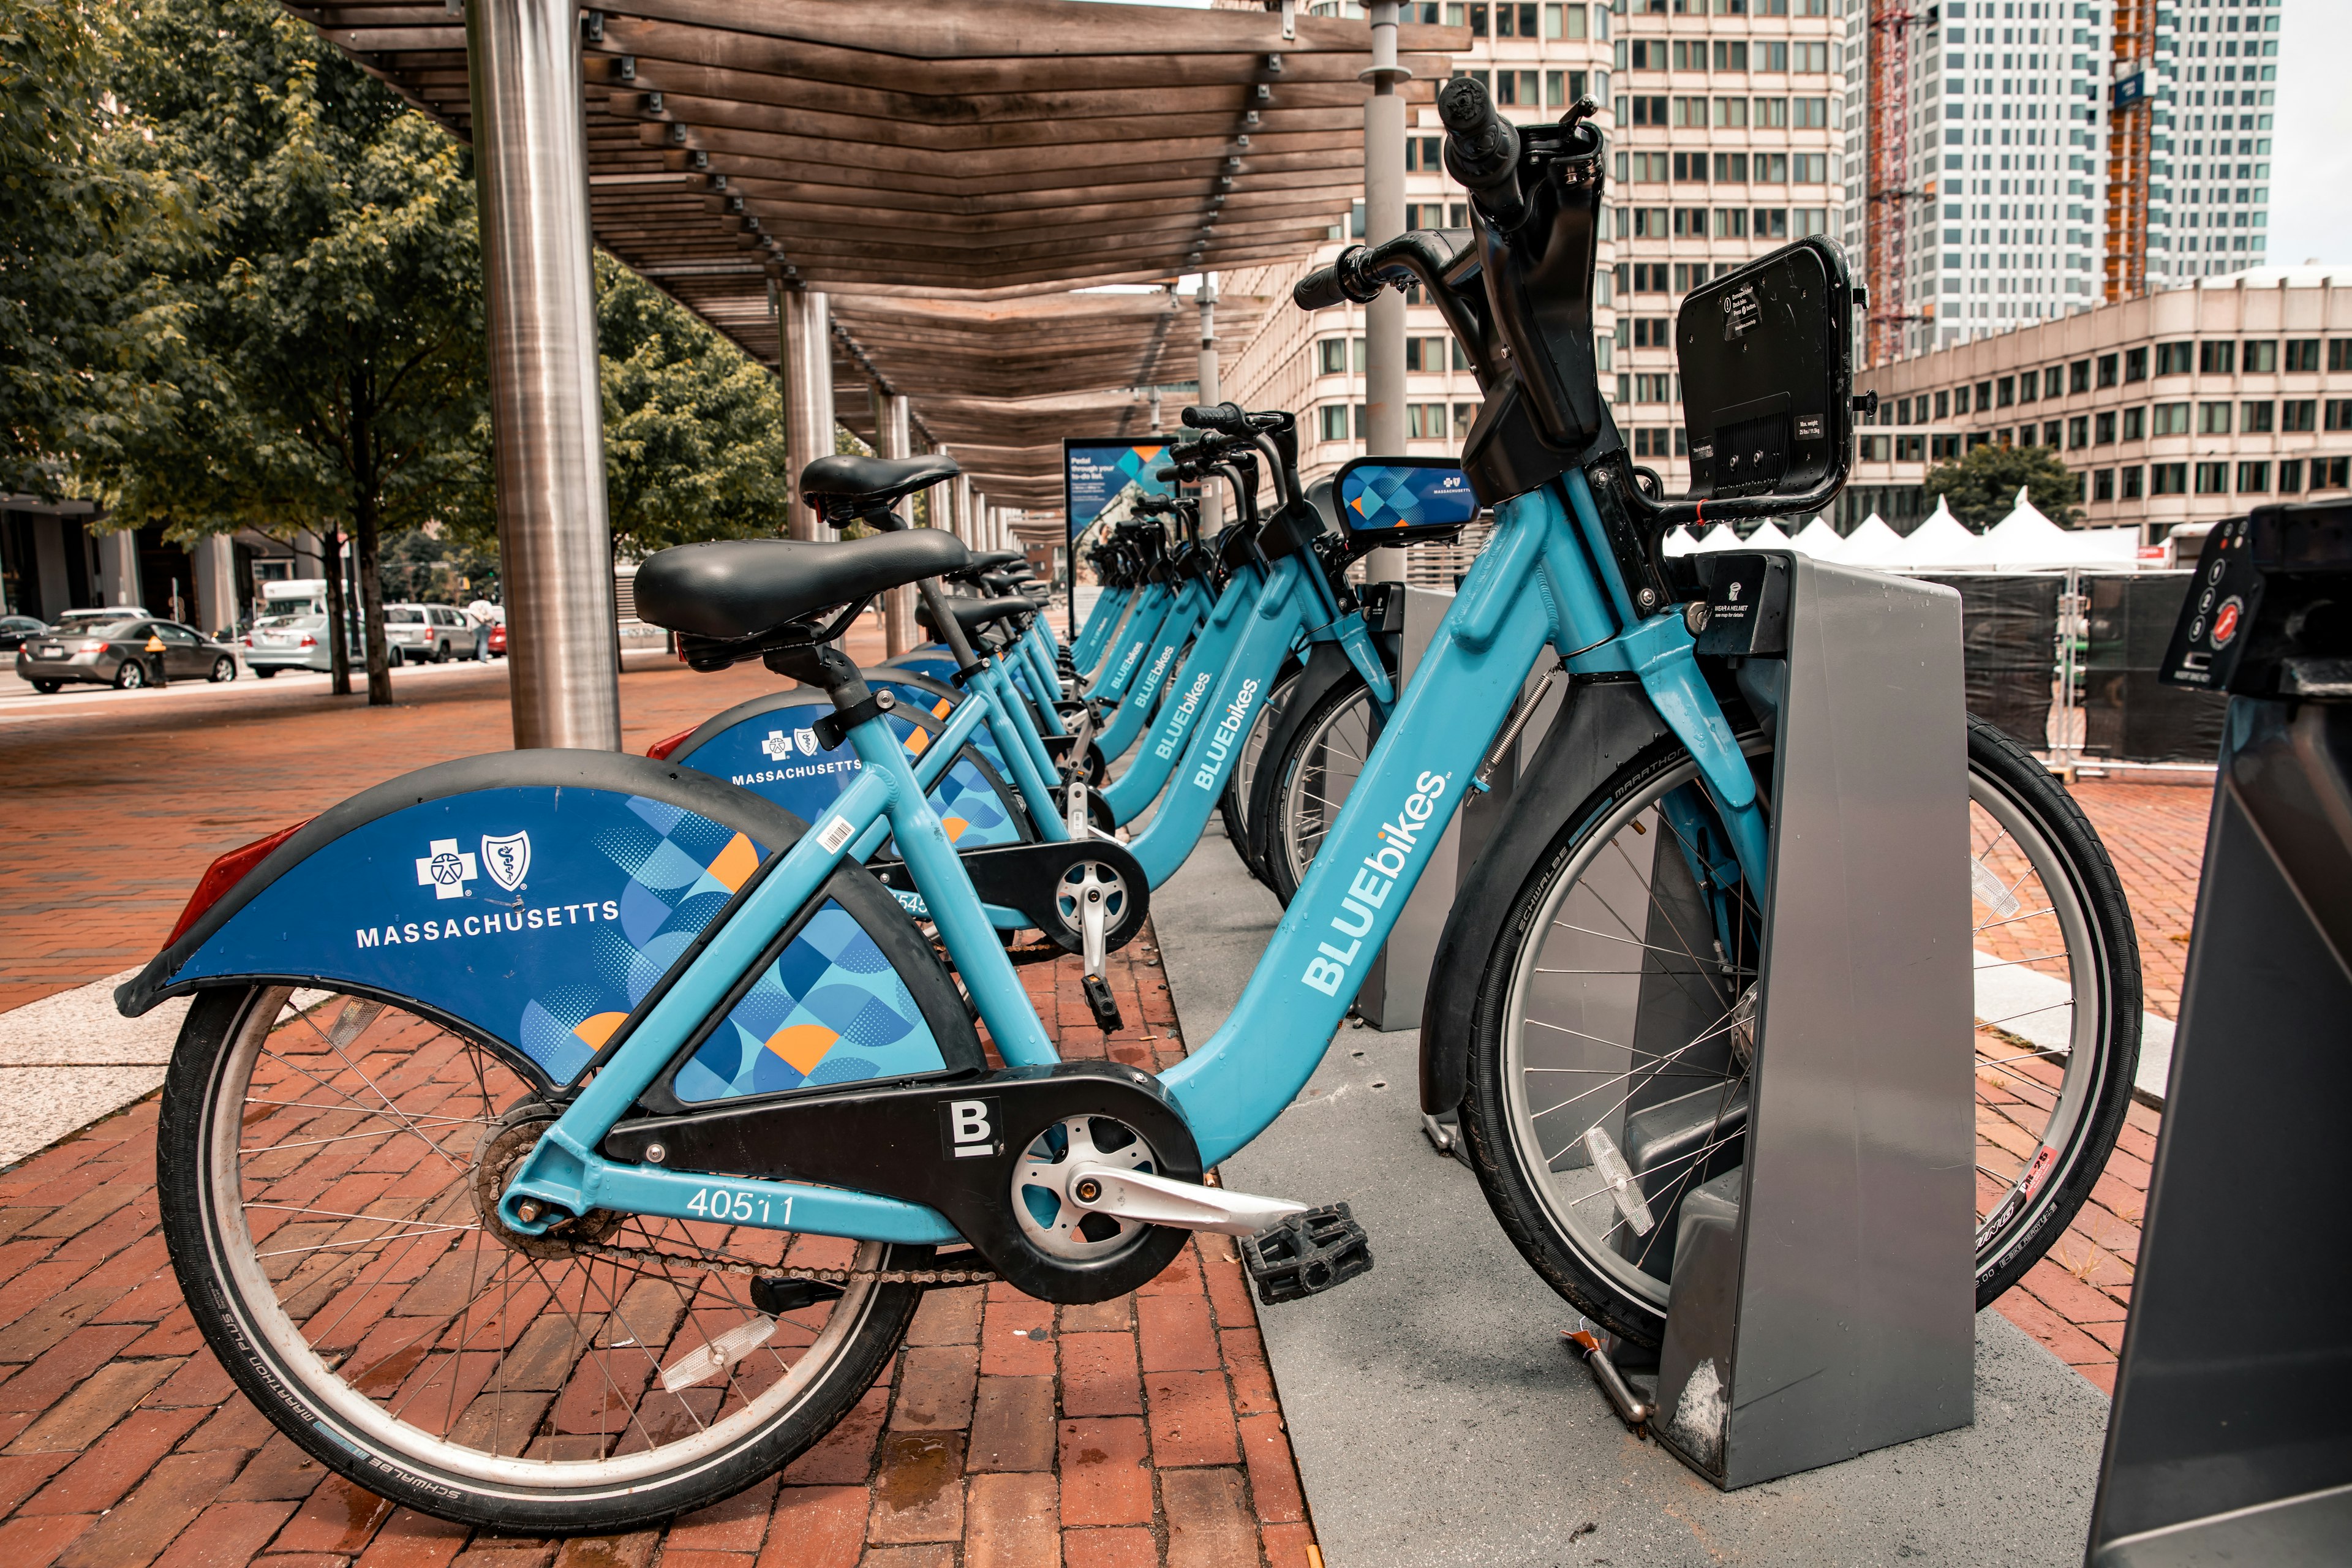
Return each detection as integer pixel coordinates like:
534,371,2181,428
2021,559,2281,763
1063,1165,1308,1236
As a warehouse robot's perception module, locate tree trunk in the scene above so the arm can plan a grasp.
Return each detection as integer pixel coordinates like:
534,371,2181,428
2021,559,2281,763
321,526,352,696
353,484,394,706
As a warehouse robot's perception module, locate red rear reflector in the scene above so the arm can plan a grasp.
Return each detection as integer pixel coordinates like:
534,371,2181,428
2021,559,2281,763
646,726,696,761
165,820,312,949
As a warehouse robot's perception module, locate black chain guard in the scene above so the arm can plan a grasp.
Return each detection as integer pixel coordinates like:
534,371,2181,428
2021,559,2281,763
600,1061,1198,1303
872,839,1148,957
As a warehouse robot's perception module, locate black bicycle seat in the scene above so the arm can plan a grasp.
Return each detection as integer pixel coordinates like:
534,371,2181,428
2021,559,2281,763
965,549,1025,571
636,531,970,641
918,596,1040,639
799,453,961,518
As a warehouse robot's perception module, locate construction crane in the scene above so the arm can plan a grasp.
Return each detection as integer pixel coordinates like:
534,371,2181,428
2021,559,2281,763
2103,0,2155,302
1865,0,1934,366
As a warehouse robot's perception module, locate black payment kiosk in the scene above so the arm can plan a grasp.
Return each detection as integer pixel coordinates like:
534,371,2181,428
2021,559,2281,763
2085,499,2352,1565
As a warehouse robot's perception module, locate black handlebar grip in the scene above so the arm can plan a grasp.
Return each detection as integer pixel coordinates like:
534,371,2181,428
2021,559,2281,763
1294,261,1350,311
1438,77,1526,222
1180,401,1250,435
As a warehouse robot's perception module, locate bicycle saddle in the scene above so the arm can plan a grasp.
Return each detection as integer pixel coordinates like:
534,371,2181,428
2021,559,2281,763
799,453,961,518
965,549,1025,571
918,595,1041,639
635,531,970,641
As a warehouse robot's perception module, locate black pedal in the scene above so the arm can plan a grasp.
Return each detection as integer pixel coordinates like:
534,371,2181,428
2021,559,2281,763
750,1276,843,1316
1082,973,1123,1031
1242,1203,1373,1305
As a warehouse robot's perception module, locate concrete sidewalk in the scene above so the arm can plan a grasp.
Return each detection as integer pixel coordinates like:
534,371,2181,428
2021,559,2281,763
1153,824,2116,1568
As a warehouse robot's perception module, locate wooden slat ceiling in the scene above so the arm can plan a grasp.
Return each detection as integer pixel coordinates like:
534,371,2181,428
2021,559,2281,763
287,0,1462,527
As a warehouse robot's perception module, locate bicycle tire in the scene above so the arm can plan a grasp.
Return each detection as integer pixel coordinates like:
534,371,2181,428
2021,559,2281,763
157,984,926,1532
1217,660,1302,880
1457,718,2141,1346
1261,670,1378,908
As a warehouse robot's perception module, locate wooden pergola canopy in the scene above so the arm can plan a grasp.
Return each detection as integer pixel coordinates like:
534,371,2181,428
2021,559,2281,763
290,0,1463,530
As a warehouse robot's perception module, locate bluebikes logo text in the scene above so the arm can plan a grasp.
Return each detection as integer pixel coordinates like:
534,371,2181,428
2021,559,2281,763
1188,677,1261,791
1300,771,1450,997
1153,670,1216,761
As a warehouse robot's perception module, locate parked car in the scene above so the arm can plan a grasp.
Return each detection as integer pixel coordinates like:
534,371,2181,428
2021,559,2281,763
244,614,337,677
48,606,149,636
383,603,475,664
0,615,47,652
15,618,239,692
487,621,507,658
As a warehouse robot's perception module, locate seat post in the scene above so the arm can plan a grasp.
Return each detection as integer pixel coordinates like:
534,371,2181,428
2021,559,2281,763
916,577,986,676
763,639,873,714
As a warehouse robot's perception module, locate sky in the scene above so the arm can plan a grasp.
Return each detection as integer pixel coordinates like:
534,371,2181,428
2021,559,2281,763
2266,0,2350,266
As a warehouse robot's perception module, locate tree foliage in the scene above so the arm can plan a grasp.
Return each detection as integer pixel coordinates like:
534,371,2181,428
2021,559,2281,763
19,0,810,704
594,256,794,558
0,0,196,494
86,0,489,702
1921,441,2083,529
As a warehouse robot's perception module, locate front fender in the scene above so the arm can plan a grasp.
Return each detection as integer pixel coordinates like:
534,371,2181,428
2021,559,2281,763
116,750,816,1091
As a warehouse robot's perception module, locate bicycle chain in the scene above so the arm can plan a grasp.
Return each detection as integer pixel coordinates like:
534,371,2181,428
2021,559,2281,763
567,1236,998,1288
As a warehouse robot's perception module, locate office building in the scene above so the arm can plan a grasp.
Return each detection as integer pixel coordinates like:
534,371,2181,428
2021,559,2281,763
1229,0,1849,513
1849,265,2352,541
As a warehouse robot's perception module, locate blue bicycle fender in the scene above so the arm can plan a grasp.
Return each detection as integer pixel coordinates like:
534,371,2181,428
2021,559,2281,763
663,688,1028,852
114,753,979,1102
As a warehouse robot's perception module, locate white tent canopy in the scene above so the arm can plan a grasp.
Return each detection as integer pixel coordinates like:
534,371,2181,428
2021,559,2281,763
1688,523,1745,553
1789,516,1847,560
1662,526,1699,556
1979,486,2085,570
1745,519,1792,549
1890,496,1989,570
1840,511,1906,567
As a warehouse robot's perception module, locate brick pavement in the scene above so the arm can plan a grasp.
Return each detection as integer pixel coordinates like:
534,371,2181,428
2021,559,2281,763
0,931,1319,1568
0,638,2224,1554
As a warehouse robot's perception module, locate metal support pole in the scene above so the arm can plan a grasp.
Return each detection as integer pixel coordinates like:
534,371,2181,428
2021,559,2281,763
952,473,974,546
1362,1,1409,585
99,530,140,609
780,289,834,542
874,390,917,654
468,0,620,750
1196,277,1223,533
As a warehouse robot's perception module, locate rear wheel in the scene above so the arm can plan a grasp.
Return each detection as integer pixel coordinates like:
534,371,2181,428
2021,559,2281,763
1263,673,1377,907
1218,662,1303,879
30,679,60,693
157,986,925,1532
114,658,148,690
1458,717,2140,1345
254,667,279,679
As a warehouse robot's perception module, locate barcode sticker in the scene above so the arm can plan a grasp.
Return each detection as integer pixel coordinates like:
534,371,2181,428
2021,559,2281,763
815,816,856,854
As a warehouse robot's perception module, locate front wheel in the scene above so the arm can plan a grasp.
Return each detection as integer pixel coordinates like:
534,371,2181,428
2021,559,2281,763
210,655,236,683
1458,717,2141,1346
156,986,927,1532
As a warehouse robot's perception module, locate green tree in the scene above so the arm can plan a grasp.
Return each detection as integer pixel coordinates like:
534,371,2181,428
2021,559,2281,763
0,0,195,496
595,257,794,558
1921,442,2083,529
91,0,488,703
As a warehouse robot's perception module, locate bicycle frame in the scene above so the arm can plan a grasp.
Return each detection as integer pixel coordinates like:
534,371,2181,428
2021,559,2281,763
1091,579,1212,764
1070,581,1131,673
499,473,1766,1242
1084,579,1178,704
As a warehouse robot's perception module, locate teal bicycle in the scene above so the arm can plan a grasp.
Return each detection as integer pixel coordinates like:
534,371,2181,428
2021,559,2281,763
125,83,2138,1532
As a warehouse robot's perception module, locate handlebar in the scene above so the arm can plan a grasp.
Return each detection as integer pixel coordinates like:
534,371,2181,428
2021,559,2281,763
1437,76,1526,228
